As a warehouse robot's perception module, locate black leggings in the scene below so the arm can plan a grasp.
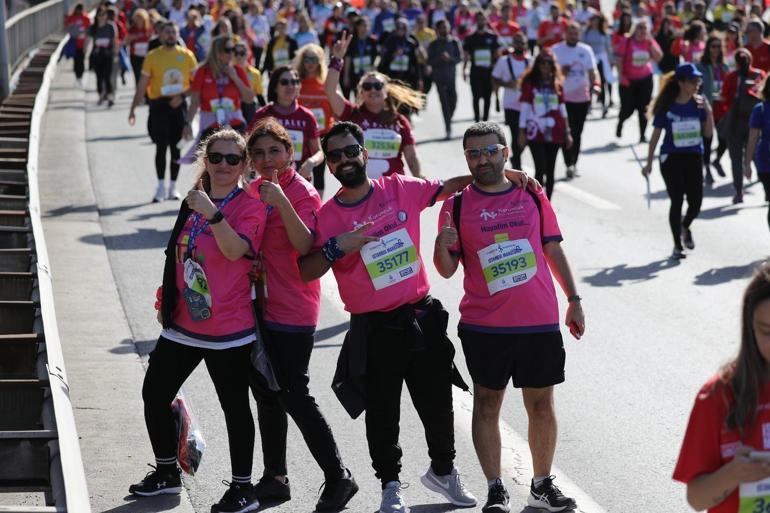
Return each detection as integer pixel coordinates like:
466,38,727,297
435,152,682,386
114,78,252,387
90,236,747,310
703,135,728,174
91,53,113,98
74,48,85,79
660,152,704,250
250,329,344,480
142,337,255,479
148,100,186,181
155,144,181,181
596,59,609,107
529,142,561,199
618,75,653,138
563,101,590,167
130,55,144,86
470,68,493,122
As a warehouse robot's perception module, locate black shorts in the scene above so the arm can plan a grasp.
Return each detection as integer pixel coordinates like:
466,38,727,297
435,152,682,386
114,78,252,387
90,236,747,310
459,329,565,390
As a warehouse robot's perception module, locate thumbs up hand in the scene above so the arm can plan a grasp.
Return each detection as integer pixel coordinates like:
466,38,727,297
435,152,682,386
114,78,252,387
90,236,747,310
257,169,289,210
435,211,458,249
186,178,218,219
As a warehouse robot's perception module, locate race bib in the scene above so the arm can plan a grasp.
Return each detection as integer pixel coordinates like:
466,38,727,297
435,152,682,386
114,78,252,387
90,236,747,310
353,55,372,74
672,119,701,148
360,228,420,290
183,258,212,321
364,128,401,159
311,107,326,129
287,129,304,161
211,97,236,126
533,92,558,112
382,17,396,32
95,37,110,48
274,47,290,67
477,237,537,295
632,49,650,67
134,41,149,57
740,478,770,513
390,53,409,72
474,48,492,68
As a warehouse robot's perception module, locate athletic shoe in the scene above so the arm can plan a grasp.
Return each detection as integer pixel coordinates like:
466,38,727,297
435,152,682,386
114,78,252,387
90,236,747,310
733,193,744,204
482,481,510,512
316,469,359,511
420,467,476,507
565,165,575,180
615,123,622,138
167,184,181,200
128,464,182,496
705,172,714,186
210,481,259,513
672,247,687,260
153,182,166,203
713,160,726,177
107,99,114,108
601,106,608,118
681,225,695,250
527,476,576,512
379,481,408,513
639,134,648,144
253,476,290,503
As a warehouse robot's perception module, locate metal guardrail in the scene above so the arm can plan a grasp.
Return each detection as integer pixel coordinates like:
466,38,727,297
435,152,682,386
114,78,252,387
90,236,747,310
5,0,65,72
0,34,91,513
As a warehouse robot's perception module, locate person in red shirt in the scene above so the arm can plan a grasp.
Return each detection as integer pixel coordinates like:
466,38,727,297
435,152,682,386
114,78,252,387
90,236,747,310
126,8,153,85
746,19,770,73
493,3,521,49
537,4,568,49
65,3,91,85
674,262,770,513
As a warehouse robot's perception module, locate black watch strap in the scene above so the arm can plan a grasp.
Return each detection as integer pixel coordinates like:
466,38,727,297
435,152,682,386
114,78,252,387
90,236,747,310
208,210,225,225
568,294,582,303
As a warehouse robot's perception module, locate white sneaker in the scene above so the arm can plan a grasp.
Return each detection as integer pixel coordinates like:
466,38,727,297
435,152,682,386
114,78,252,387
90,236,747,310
420,467,477,507
380,481,408,513
153,182,166,203
167,181,181,200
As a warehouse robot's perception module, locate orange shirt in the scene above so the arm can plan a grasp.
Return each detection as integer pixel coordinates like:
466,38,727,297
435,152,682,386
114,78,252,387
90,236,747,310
299,77,333,134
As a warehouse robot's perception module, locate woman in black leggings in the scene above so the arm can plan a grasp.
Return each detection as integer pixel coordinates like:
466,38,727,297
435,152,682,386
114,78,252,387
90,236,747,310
642,64,714,259
129,129,267,513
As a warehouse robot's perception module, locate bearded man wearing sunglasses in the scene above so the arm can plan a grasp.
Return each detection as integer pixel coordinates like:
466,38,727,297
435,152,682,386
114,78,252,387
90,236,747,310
298,121,535,513
434,122,584,513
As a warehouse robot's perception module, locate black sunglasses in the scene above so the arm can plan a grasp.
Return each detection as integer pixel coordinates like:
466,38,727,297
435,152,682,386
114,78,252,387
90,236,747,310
234,49,247,56
326,144,363,163
223,46,235,53
362,81,384,91
207,152,244,165
279,78,300,86
303,55,320,63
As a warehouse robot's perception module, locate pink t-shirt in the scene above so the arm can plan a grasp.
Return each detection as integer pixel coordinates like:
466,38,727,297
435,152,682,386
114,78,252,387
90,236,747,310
617,36,660,82
438,183,562,333
314,174,443,314
250,104,321,167
172,190,267,340
247,169,322,331
339,100,416,179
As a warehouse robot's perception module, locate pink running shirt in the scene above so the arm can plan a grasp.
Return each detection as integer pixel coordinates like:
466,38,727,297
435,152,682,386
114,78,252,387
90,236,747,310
438,183,562,333
314,174,443,314
616,36,660,82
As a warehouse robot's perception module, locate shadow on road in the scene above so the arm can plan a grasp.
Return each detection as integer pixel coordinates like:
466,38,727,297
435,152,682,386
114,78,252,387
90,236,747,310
408,503,464,512
694,260,766,286
315,321,349,343
44,201,162,218
80,228,170,250
110,338,156,357
579,141,622,155
581,258,681,287
101,494,182,513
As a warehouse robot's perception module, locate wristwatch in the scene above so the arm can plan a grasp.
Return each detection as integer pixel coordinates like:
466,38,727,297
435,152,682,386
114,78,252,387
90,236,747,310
568,294,582,303
208,210,224,224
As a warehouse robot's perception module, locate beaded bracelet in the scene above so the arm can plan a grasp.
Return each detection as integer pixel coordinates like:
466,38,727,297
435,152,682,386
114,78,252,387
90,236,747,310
329,57,344,73
322,237,346,263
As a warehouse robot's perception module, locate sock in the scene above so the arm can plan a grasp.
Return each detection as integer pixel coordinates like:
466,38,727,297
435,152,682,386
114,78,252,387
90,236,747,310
155,457,177,473
232,474,252,485
488,477,505,490
533,475,549,488
169,180,176,190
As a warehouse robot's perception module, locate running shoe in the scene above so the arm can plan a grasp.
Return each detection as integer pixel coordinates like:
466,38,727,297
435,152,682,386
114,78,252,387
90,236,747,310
379,481,408,513
705,172,714,186
639,134,648,143
210,481,259,513
671,247,686,259
713,160,726,177
681,225,695,250
615,123,622,138
482,480,510,512
420,466,477,507
128,464,182,496
316,469,359,511
153,182,166,203
253,476,290,503
566,165,575,179
601,106,608,118
527,476,576,512
167,184,181,200
733,193,744,204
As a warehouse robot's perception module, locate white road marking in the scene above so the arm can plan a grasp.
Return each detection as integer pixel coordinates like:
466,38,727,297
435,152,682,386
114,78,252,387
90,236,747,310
319,273,608,513
522,165,622,211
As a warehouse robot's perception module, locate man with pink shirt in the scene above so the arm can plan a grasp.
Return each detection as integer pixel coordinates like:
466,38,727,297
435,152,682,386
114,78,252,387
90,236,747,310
434,122,585,513
299,121,533,513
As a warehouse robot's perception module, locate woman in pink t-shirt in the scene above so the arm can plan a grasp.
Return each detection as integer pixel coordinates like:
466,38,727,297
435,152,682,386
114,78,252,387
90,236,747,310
615,20,662,143
244,118,355,508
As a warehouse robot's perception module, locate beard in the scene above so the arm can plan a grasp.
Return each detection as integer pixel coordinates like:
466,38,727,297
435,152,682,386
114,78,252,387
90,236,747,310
471,161,504,186
335,161,368,188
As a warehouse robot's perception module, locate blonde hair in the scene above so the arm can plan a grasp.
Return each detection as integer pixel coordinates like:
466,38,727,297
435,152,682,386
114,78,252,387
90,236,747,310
132,8,151,31
356,71,425,122
294,43,327,82
193,129,248,192
203,35,233,77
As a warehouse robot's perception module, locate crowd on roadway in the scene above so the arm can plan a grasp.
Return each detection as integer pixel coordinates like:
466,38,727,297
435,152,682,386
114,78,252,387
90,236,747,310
59,0,770,510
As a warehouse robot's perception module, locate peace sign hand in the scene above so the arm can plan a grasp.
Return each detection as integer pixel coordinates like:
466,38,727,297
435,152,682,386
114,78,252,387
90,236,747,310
332,31,353,61
336,222,379,254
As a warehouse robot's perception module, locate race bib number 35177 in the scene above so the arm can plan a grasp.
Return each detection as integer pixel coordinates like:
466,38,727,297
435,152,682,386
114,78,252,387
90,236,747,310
360,228,420,290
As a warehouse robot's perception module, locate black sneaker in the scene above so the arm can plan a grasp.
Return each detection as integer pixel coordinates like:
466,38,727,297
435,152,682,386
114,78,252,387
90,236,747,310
315,469,359,512
211,481,259,513
253,475,291,503
681,225,695,250
671,247,687,260
128,464,182,496
713,160,726,177
527,476,576,512
615,123,622,138
482,481,510,512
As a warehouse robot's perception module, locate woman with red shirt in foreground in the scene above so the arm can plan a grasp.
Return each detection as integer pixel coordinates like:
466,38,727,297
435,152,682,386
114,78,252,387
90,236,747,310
674,262,770,512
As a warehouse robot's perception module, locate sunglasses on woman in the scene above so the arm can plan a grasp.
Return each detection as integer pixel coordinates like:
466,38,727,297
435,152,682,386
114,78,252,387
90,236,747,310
303,55,320,63
326,144,363,163
362,81,384,91
279,78,301,86
223,46,235,53
207,152,244,165
234,49,247,56
464,143,504,160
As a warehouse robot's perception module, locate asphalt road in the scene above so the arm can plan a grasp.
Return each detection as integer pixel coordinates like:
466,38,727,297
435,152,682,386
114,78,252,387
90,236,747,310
37,53,770,513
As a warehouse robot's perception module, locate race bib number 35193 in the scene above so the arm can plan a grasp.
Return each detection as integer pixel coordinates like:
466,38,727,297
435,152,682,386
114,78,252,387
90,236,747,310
477,237,537,295
360,228,420,290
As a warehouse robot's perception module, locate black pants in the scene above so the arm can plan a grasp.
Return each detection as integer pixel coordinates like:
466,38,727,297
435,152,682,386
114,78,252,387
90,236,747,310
143,337,255,478
727,116,750,196
252,46,264,69
250,329,344,480
130,55,144,86
596,59,609,107
618,75,653,138
504,109,524,169
91,53,113,98
74,48,85,79
660,153,704,250
435,79,457,133
759,173,770,230
148,99,186,181
563,101,590,167
529,142,561,199
470,68,493,122
365,308,455,486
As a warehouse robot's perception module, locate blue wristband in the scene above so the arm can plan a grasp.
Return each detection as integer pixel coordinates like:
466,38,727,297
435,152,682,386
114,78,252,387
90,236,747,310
322,237,346,263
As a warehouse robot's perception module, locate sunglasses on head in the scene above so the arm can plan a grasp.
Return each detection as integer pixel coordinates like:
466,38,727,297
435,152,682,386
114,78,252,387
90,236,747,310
362,81,384,91
279,78,300,86
207,152,244,165
464,143,504,160
326,144,363,163
223,46,235,53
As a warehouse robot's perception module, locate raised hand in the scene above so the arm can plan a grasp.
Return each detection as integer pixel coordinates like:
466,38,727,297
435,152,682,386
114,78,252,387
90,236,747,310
186,179,217,219
258,170,289,209
332,31,353,60
436,211,458,249
336,222,379,254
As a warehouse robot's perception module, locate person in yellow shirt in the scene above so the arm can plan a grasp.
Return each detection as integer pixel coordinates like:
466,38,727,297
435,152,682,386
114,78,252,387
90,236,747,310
233,37,266,125
128,21,197,202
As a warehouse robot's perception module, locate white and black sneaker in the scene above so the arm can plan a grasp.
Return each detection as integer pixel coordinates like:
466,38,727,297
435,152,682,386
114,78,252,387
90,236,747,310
128,464,182,496
527,476,576,512
210,481,259,513
482,480,509,512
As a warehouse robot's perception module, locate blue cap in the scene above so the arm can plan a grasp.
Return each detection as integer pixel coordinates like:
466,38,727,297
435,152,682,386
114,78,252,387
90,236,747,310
675,63,703,81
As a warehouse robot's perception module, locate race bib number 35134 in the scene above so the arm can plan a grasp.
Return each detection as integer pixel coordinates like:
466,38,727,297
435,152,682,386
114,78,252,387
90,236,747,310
478,238,537,295
360,228,420,290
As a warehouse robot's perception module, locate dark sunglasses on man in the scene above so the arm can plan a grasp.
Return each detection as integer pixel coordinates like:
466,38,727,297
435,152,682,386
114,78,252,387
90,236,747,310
207,152,244,165
326,144,364,163
464,144,505,160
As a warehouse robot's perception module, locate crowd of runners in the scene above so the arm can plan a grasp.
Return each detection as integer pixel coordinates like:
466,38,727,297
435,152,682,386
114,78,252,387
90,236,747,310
59,0,770,510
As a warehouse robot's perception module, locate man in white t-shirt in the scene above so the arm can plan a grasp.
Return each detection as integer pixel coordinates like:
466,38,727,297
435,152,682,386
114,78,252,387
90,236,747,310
492,31,530,169
552,21,597,178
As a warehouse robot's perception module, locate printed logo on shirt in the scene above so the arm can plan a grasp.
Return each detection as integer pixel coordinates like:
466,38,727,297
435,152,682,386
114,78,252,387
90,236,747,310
397,210,408,222
480,208,498,220
763,423,770,449
721,441,741,459
352,205,396,232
